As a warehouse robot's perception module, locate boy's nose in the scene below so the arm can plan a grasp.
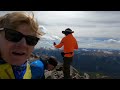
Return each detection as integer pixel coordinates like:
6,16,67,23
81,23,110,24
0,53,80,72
16,37,27,46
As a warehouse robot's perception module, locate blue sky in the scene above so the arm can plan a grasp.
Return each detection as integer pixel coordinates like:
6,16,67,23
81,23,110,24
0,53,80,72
1,11,120,50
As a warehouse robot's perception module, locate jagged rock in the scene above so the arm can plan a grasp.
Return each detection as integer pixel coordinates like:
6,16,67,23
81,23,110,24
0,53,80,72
45,62,82,79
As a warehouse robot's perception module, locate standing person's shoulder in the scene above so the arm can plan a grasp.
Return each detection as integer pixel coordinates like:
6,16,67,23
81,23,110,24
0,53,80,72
61,36,66,42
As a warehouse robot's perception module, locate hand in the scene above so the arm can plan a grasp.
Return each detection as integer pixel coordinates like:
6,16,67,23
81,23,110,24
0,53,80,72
53,42,56,46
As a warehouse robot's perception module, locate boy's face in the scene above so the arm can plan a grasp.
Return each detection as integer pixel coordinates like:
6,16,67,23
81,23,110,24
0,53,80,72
0,24,38,66
47,64,55,71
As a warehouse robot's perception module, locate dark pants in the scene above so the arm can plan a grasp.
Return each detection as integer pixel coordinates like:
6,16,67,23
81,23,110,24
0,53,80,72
63,57,73,79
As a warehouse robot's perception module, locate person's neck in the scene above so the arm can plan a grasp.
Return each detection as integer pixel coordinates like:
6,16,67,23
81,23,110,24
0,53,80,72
0,57,7,64
12,61,27,67
0,57,27,66
65,34,72,36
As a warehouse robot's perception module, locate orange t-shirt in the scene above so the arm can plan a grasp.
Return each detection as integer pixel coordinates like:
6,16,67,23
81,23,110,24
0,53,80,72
54,34,78,57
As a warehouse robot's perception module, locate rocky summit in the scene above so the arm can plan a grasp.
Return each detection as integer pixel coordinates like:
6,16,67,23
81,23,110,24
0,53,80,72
29,54,89,79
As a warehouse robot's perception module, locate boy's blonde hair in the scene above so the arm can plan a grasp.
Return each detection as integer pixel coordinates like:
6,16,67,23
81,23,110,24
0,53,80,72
0,12,42,36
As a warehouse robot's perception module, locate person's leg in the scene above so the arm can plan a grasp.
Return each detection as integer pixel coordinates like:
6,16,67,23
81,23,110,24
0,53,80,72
63,57,73,79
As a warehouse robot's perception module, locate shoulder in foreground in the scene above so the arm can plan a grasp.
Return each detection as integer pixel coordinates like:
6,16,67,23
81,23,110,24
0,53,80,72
29,59,44,79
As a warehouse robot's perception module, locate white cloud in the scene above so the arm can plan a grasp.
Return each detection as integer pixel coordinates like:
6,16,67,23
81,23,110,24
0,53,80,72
104,39,120,44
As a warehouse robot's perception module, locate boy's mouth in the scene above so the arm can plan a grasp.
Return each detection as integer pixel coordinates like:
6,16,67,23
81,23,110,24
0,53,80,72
12,51,26,56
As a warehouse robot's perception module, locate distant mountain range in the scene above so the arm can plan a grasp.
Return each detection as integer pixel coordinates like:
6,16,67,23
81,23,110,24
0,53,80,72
35,34,120,50
33,48,120,79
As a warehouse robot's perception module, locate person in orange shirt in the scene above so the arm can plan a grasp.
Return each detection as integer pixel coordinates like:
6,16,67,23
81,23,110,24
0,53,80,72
53,28,78,79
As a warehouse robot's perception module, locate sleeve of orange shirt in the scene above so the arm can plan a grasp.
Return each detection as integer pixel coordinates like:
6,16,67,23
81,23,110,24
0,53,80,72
54,37,65,48
74,41,78,50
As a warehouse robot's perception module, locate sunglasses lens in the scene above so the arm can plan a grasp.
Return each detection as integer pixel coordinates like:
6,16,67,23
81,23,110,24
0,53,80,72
25,35,39,46
4,28,39,46
5,29,22,42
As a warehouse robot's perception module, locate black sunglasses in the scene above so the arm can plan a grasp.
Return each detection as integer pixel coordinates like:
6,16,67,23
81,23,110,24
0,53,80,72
1,28,39,46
